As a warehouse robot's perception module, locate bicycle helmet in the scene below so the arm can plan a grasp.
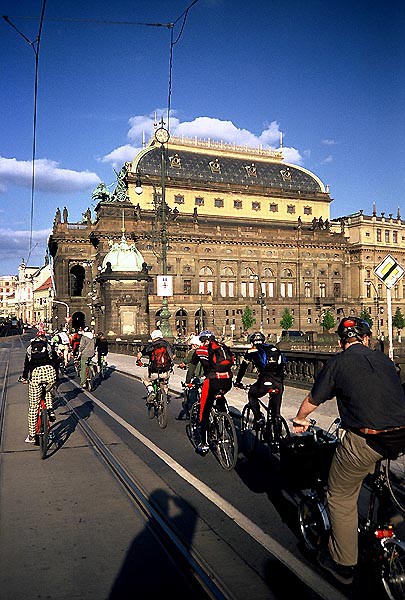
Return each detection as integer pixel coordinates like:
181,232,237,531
151,329,163,340
199,330,215,342
189,335,201,346
337,317,372,343
249,331,265,345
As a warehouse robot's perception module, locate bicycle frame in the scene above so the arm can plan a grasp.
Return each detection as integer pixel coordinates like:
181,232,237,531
147,374,169,429
35,383,52,459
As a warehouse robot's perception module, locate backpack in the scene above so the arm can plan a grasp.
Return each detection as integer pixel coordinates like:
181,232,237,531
256,344,285,374
28,339,52,366
208,341,234,373
150,342,173,373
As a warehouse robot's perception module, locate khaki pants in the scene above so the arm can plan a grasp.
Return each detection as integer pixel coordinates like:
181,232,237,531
327,429,382,566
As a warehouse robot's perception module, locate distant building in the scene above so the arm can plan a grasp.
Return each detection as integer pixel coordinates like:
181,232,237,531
0,275,17,318
48,136,405,340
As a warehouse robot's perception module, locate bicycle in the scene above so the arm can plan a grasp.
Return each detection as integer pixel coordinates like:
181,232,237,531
295,420,405,600
21,377,55,459
180,378,202,420
189,390,238,471
147,373,169,429
99,355,108,380
84,357,96,391
240,384,291,458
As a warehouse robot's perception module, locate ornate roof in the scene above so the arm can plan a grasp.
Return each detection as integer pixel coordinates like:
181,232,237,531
101,234,144,273
133,137,324,195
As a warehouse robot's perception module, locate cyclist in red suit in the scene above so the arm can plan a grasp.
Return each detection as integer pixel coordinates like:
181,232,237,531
187,331,233,455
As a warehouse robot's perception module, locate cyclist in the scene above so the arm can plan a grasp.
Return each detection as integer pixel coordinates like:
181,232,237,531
137,330,174,404
95,331,109,373
70,329,82,360
292,317,405,585
51,328,70,368
177,335,204,420
234,332,285,428
187,330,234,455
21,331,58,443
78,327,96,388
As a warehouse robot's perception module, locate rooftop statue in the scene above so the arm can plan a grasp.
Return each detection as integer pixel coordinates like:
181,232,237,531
92,182,111,203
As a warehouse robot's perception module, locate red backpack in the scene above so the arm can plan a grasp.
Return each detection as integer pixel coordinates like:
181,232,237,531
150,343,173,373
208,341,234,373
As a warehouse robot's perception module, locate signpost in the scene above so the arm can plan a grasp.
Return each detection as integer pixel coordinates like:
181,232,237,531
374,254,405,360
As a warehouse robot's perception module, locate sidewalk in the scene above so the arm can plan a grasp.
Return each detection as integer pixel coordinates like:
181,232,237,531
107,352,339,431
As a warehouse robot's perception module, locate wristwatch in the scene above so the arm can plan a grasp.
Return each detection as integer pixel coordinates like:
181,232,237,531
155,127,170,144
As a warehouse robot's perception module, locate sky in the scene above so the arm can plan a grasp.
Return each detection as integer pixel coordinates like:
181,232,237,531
1,0,404,276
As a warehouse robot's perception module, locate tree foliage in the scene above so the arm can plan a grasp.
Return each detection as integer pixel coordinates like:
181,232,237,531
242,306,255,331
359,308,373,328
392,307,405,331
280,308,294,331
320,309,336,331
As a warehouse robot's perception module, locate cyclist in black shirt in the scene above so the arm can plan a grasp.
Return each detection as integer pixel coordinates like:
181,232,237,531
293,317,405,585
234,332,285,427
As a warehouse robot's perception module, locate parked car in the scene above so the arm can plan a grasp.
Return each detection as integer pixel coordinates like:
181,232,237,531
281,330,304,338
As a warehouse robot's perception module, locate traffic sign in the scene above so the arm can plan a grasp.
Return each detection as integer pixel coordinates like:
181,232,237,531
374,254,404,288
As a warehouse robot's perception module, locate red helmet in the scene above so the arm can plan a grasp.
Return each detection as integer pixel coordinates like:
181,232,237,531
337,317,371,342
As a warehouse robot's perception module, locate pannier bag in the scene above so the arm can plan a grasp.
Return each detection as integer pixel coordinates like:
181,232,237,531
279,430,338,490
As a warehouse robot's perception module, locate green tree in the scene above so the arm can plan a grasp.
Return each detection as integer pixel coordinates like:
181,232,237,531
320,309,336,331
359,308,373,328
280,308,294,331
242,306,255,331
392,307,405,332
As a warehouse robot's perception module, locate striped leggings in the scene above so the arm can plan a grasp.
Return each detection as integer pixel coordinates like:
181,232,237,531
28,365,56,437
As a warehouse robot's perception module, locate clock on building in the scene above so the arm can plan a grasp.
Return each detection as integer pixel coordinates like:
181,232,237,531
155,127,170,144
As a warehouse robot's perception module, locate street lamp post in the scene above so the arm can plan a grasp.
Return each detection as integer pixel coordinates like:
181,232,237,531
250,273,265,333
83,261,96,330
135,119,173,338
52,299,70,328
365,280,381,338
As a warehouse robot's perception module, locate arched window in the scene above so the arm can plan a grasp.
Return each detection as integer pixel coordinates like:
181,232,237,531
69,265,85,297
194,309,206,332
263,268,273,277
221,266,234,276
199,266,213,276
282,268,293,278
304,282,312,298
241,266,255,277
175,309,188,336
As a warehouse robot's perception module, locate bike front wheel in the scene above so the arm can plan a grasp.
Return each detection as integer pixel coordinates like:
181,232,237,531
380,537,405,600
298,496,330,552
386,455,405,513
211,412,238,471
241,404,260,458
189,401,201,448
39,407,49,460
157,388,168,429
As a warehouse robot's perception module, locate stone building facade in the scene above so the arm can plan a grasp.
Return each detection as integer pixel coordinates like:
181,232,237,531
48,137,405,341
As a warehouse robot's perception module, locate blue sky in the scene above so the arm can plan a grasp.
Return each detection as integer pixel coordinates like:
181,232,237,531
1,0,404,275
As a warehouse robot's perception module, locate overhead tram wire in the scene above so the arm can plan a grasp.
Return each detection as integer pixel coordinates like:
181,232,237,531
3,0,47,265
3,0,200,257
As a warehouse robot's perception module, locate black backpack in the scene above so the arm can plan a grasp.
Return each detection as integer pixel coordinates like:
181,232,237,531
256,343,285,375
208,341,234,373
28,339,52,366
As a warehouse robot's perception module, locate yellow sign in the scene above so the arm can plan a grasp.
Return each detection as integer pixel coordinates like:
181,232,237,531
374,254,405,288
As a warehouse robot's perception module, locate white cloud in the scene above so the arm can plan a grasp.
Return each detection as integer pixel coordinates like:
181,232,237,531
321,139,337,146
0,227,50,262
101,113,304,166
0,157,100,193
99,144,141,169
321,155,334,164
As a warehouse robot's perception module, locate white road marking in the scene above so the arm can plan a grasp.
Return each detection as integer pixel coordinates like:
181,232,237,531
70,379,346,600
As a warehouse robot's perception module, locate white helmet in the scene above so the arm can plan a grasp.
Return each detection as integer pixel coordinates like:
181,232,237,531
151,329,163,340
189,335,201,346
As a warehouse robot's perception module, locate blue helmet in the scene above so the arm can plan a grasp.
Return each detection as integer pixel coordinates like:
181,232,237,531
199,330,215,342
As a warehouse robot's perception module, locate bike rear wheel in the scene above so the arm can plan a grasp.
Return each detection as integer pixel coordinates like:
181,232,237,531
157,387,168,429
241,404,260,458
298,496,330,551
39,407,49,459
386,455,405,513
267,415,291,453
211,412,238,471
380,538,405,600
